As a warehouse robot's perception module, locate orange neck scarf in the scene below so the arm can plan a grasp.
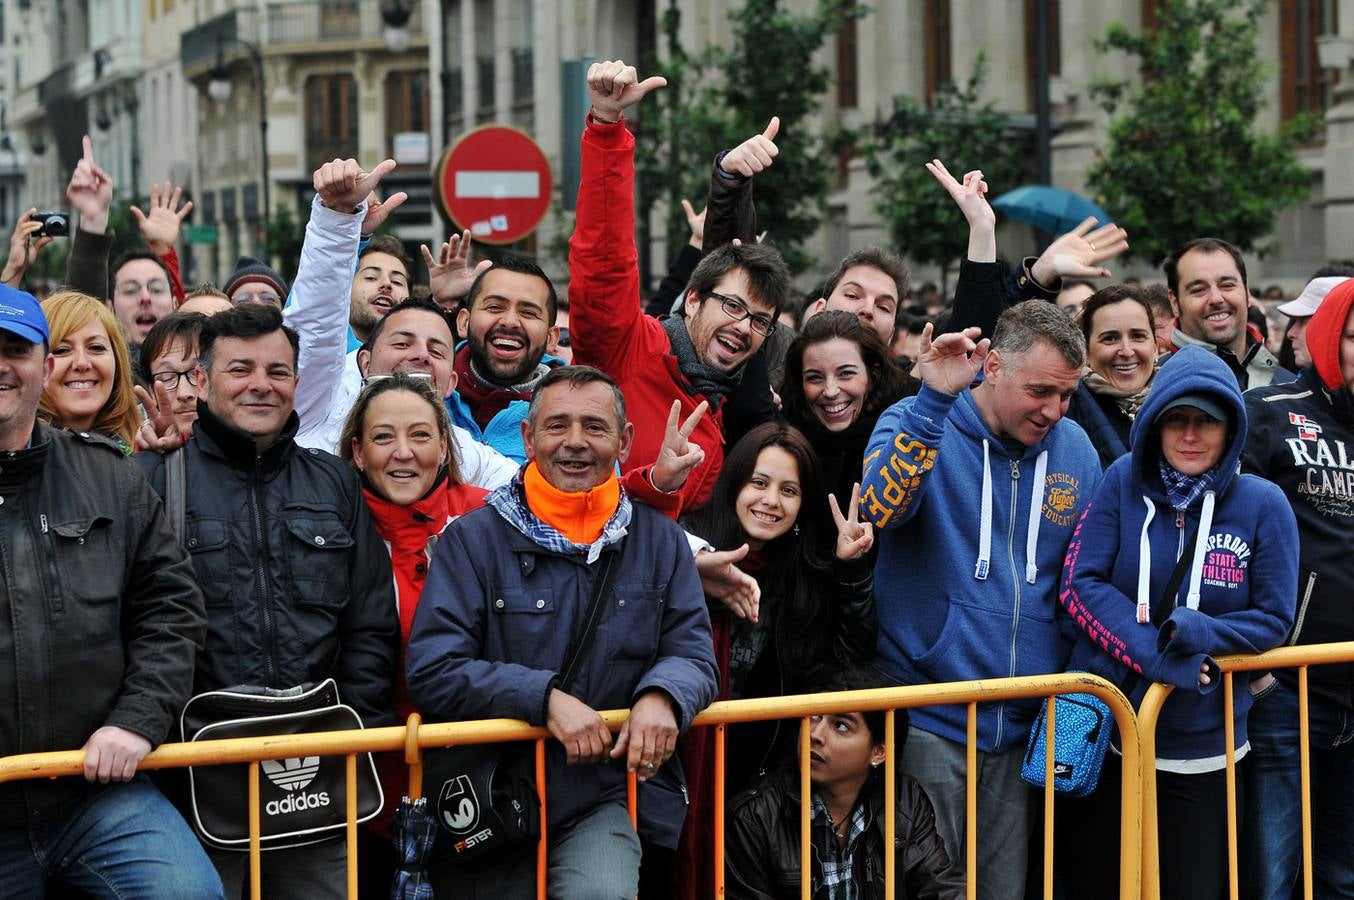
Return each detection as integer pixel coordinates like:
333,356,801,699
523,461,620,545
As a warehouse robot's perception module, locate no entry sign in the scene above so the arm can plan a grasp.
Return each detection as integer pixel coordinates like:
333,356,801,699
434,125,553,245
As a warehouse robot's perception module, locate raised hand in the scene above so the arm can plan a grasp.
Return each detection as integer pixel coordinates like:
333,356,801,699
586,59,666,122
132,380,183,452
681,199,706,249
313,158,398,215
927,159,995,263
917,322,990,395
1031,216,1130,286
829,483,874,561
421,229,492,305
65,135,114,234
131,182,194,255
609,691,678,781
695,543,761,623
719,117,780,179
651,399,708,494
1,208,54,287
360,188,409,237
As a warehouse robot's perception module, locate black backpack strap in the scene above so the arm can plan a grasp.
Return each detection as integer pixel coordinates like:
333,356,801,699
558,550,620,690
1119,518,1200,696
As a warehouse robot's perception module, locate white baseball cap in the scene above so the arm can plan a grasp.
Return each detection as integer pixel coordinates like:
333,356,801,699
1277,276,1351,318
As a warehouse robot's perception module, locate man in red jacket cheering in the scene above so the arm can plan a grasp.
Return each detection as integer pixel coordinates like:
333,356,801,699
569,59,793,509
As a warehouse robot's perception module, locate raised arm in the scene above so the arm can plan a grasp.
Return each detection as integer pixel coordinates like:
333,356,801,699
702,117,778,252
65,135,115,299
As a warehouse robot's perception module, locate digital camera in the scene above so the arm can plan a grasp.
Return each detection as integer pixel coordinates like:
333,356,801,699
30,211,69,238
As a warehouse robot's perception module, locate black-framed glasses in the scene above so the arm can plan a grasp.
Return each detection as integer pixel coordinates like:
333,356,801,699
706,290,776,337
150,368,200,390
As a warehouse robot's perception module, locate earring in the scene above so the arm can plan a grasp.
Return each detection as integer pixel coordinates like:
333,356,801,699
870,760,880,769
793,523,800,536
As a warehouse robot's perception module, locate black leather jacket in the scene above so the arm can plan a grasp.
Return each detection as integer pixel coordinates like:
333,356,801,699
0,425,205,826
726,765,965,900
139,403,399,726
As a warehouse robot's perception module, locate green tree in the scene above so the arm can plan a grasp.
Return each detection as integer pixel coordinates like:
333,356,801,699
863,56,1022,293
1086,0,1315,265
637,0,861,275
265,202,304,284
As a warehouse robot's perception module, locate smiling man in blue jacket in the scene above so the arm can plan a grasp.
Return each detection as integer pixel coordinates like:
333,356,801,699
860,300,1101,900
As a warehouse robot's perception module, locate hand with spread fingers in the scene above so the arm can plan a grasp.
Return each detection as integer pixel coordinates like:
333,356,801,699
927,158,996,263
719,117,781,179
610,690,678,781
1,208,54,288
696,543,761,623
422,229,492,307
917,322,990,395
651,399,709,494
586,59,667,123
547,688,612,766
131,182,194,255
1031,216,1130,287
830,483,875,561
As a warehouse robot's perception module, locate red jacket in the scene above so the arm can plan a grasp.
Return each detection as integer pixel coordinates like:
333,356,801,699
569,117,725,509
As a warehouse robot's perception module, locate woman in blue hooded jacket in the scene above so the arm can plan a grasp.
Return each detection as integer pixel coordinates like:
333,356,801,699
1056,344,1298,900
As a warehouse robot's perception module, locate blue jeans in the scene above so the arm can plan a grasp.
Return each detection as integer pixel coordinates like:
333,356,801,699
0,775,224,899
1242,678,1354,900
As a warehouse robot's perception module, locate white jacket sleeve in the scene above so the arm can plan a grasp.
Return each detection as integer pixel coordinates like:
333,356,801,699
452,425,519,490
285,194,364,431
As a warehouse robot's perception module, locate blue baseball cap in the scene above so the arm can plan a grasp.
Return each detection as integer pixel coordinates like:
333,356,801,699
0,284,49,345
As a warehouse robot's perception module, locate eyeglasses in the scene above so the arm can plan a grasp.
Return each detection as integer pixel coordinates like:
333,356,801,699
115,279,171,298
150,367,200,390
706,291,776,337
231,290,283,307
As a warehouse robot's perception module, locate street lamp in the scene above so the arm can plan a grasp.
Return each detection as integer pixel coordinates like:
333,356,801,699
205,35,271,232
381,0,415,52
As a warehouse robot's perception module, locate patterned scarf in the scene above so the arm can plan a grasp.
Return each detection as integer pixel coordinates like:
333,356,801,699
660,314,744,411
1083,364,1158,422
486,467,632,563
1158,457,1220,512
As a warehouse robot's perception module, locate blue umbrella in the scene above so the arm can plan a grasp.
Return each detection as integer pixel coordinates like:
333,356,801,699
991,185,1111,235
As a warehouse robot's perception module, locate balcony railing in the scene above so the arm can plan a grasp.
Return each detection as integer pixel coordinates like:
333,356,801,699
183,2,426,71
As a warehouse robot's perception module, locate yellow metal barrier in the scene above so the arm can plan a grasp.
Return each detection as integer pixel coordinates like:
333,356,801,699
0,673,1140,900
1137,641,1354,900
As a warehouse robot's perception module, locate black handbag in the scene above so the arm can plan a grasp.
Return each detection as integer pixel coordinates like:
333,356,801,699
180,679,383,850
428,550,620,866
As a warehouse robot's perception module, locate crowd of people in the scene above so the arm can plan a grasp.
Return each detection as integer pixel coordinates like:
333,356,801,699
0,57,1350,900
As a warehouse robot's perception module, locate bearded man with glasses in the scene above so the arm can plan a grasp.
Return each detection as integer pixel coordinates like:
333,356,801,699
570,59,793,509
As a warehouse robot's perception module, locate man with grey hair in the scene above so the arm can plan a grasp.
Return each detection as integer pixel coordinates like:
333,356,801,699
407,364,717,896
860,300,1102,899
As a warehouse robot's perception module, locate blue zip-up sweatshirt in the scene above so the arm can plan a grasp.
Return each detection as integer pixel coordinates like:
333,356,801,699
1060,345,1299,761
446,343,568,464
862,384,1102,753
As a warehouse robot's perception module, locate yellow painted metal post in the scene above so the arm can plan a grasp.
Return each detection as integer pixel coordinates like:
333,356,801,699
536,739,548,900
715,723,727,898
1224,674,1238,900
967,702,977,900
1044,697,1056,900
347,754,359,899
1299,668,1313,900
800,717,811,900
404,713,423,799
1138,683,1172,900
627,769,638,828
248,761,262,900
884,709,896,897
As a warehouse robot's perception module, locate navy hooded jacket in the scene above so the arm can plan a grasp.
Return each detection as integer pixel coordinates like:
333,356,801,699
1059,345,1299,761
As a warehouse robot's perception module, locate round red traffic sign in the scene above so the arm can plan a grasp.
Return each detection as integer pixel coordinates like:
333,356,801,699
434,125,553,245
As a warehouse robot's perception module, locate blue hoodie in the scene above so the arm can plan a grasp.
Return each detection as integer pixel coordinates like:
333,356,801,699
862,382,1102,753
1060,345,1299,761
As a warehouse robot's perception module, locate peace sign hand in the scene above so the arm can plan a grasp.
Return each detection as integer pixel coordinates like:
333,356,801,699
829,483,874,561
651,399,709,494
925,159,994,230
132,380,185,453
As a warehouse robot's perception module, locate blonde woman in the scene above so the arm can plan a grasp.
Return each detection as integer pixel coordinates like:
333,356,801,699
39,291,140,451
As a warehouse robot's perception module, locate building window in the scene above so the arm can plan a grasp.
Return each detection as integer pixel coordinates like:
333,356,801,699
385,71,429,162
836,0,858,109
1024,0,1061,111
321,0,361,39
305,74,358,171
1282,0,1338,123
923,0,951,99
511,48,533,104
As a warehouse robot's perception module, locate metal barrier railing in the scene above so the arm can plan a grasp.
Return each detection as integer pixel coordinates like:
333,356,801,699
0,673,1141,900
1137,641,1354,900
